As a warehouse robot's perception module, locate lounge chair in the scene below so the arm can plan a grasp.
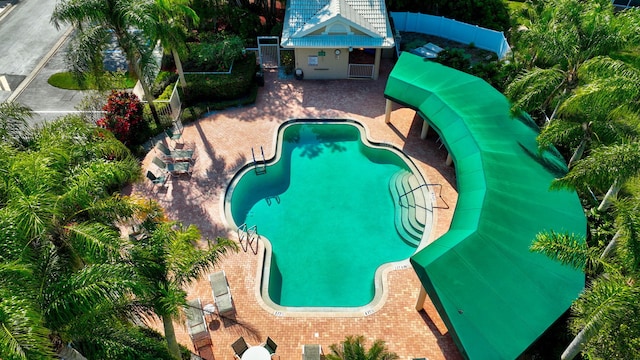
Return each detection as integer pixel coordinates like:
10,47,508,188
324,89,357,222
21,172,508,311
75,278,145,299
155,141,194,162
152,156,191,176
264,336,277,354
231,336,249,359
184,299,209,339
209,270,234,316
146,170,167,186
302,344,322,360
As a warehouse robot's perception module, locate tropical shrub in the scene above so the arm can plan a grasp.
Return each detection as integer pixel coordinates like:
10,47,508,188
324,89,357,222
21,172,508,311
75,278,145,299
386,0,511,32
325,335,399,360
152,71,179,98
184,34,245,72
434,48,472,70
97,90,148,146
183,52,256,104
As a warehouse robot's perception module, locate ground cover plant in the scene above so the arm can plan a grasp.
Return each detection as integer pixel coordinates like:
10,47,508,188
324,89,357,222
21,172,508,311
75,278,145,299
47,71,137,90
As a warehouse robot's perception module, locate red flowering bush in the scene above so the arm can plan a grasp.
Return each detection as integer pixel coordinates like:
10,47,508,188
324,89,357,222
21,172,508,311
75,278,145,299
96,90,144,145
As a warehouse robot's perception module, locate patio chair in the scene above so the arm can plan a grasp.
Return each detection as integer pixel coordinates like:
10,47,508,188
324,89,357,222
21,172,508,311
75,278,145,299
231,336,249,359
209,270,234,316
146,170,167,186
155,141,194,162
165,127,182,145
152,156,191,176
264,336,277,355
302,344,322,360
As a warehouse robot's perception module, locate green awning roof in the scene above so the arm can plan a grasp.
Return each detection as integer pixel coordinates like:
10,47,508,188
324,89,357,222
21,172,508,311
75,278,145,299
385,52,586,360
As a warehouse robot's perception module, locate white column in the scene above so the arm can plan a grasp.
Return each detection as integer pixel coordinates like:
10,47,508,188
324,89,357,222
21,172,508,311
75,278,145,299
373,48,382,80
415,285,428,311
446,153,453,166
420,121,430,139
385,99,393,124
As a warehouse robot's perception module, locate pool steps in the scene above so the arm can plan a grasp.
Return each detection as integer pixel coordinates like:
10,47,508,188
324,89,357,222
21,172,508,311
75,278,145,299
389,170,428,246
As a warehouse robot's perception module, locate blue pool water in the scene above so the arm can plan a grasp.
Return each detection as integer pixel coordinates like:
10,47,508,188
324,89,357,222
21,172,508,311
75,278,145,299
227,121,419,308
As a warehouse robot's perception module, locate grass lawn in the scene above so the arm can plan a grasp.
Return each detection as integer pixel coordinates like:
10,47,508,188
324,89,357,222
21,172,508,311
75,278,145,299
48,72,137,90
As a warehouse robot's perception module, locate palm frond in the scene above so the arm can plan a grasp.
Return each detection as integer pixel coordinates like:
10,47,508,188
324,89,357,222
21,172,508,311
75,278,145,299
0,294,54,360
0,102,33,147
65,222,123,263
552,142,640,192
530,230,589,270
505,67,565,114
537,118,584,150
570,274,637,340
44,263,136,329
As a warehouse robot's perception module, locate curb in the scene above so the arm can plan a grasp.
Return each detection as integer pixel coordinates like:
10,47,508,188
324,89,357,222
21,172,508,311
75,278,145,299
7,25,74,102
0,3,14,22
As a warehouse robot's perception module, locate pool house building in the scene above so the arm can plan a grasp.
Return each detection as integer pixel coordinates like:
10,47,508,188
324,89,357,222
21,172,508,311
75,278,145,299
280,0,396,80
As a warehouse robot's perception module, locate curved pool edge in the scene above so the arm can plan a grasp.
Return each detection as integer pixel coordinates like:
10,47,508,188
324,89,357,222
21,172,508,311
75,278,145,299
221,118,438,316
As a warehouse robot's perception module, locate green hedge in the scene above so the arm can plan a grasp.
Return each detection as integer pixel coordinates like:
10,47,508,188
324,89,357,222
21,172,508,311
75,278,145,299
183,52,257,104
181,85,258,123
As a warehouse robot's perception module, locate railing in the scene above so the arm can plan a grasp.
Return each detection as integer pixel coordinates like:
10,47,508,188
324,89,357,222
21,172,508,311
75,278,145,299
238,223,259,252
398,184,429,208
348,64,375,79
399,183,450,210
136,80,182,123
183,61,234,75
252,146,267,175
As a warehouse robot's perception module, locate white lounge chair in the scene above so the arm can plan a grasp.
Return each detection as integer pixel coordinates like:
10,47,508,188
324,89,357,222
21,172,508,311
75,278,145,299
185,298,208,338
209,270,234,316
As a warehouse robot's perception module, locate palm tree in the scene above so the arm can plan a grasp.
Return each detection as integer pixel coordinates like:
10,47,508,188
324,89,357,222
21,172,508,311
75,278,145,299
127,204,238,359
0,101,32,147
143,0,200,90
535,57,640,168
505,0,640,124
51,0,162,125
552,141,640,212
0,115,146,359
531,199,640,359
325,335,399,360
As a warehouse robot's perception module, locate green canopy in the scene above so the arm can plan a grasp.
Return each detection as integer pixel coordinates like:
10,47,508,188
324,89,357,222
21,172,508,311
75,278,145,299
385,52,586,359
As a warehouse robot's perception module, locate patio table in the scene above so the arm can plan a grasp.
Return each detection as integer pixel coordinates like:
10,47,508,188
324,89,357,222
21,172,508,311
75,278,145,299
241,346,271,360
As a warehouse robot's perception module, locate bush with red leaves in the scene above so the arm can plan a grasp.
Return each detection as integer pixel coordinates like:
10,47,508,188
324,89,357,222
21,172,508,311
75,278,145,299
96,90,144,145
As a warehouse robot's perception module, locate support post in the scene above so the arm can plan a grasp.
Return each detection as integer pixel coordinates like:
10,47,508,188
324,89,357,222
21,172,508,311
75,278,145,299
373,48,382,80
384,99,393,124
415,286,428,311
420,121,430,139
446,153,453,166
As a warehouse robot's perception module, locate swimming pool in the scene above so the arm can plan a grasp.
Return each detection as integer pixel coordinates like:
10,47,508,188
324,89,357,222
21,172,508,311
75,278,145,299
224,119,432,312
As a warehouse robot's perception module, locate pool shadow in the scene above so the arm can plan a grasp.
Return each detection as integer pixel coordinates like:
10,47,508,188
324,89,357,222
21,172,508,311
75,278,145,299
240,235,259,255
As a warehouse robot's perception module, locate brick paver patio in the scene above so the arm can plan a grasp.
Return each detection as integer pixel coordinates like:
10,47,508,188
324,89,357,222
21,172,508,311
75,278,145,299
128,59,462,360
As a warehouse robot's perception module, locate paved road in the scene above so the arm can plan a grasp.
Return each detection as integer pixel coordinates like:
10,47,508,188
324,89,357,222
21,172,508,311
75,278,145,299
0,0,70,102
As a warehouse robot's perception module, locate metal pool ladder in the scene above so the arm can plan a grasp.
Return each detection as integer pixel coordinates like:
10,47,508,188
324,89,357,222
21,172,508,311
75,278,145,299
251,146,267,175
238,223,259,253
